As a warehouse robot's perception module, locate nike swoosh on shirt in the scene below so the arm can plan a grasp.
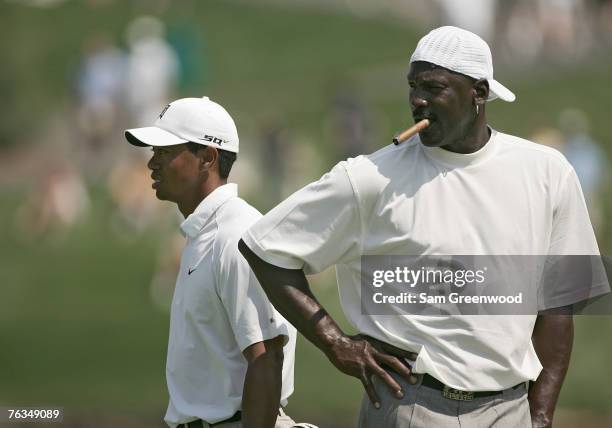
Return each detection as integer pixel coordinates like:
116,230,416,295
188,267,196,275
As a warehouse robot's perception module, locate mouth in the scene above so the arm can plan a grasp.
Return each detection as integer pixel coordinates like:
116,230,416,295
413,115,435,124
151,175,162,189
413,115,437,137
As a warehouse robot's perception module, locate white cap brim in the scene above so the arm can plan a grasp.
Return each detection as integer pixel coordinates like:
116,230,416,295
488,79,516,102
125,126,188,147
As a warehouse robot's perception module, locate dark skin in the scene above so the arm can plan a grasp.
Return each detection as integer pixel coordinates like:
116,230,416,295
529,309,574,428
238,242,418,409
148,143,284,428
407,61,489,153
408,61,573,426
240,61,573,423
242,336,285,428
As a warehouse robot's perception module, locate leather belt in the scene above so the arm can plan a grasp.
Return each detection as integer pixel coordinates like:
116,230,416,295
178,411,241,428
421,374,525,401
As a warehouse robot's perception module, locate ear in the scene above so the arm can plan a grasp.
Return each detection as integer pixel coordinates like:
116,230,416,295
199,146,218,173
473,79,489,107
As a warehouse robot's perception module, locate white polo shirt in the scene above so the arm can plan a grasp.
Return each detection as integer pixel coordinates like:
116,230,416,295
165,183,296,427
243,129,604,391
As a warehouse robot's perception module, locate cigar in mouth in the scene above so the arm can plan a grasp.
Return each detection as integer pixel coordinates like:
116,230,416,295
392,119,430,145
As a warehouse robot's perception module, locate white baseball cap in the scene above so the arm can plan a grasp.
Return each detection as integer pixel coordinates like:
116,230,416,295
125,96,239,153
410,26,515,102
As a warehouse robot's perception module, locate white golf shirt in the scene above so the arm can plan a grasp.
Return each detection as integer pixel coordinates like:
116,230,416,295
243,129,604,391
165,183,296,427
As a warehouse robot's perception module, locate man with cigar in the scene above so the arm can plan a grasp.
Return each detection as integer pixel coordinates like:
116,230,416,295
239,27,602,427
125,96,297,428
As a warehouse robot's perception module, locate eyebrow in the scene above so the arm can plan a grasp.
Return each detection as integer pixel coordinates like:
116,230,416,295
422,76,448,84
408,73,449,85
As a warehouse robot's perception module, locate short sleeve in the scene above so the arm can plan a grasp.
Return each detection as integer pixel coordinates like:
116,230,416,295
549,168,600,256
540,167,610,310
242,162,362,274
216,239,290,352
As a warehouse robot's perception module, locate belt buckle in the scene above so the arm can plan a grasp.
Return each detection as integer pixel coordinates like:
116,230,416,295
442,385,474,401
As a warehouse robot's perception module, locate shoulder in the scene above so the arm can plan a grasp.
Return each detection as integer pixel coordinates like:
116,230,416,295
344,138,419,171
341,138,420,199
218,196,262,224
214,197,262,258
495,130,573,175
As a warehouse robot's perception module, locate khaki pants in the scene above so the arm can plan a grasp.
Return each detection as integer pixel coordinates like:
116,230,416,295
358,373,532,428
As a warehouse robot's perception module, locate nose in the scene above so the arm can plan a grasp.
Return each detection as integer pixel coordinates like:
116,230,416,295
147,153,159,171
410,90,428,111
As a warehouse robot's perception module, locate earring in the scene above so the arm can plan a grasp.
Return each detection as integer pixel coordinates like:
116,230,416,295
476,104,480,116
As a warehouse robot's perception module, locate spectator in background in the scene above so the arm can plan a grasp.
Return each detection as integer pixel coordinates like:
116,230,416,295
500,0,545,63
15,162,90,242
125,15,179,127
530,107,607,236
435,0,497,41
530,126,566,153
536,0,592,59
559,108,608,233
75,32,126,177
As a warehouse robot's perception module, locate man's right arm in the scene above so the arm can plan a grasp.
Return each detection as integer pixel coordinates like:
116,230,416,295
238,239,417,407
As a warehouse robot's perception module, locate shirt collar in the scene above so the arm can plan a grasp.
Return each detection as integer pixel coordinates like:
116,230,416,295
421,127,499,168
180,183,237,238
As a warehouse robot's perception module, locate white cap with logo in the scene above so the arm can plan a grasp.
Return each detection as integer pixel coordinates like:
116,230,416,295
125,96,240,153
410,26,515,102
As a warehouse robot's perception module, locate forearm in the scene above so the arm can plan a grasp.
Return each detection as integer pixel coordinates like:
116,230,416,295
239,240,417,404
238,240,346,356
529,312,573,427
266,274,346,356
242,344,284,428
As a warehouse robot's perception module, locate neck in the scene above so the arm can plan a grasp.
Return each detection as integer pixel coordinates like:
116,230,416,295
178,177,227,218
441,111,489,154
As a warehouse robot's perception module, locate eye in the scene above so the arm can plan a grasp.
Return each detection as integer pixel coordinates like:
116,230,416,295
424,84,446,95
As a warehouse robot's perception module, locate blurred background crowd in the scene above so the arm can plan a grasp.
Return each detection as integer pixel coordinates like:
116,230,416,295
1,1,611,427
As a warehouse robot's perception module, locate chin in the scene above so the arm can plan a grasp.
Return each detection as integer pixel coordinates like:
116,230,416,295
419,134,443,147
154,188,168,201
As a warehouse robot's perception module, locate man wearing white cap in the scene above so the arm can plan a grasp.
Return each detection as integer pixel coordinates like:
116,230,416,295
125,96,298,428
239,27,601,427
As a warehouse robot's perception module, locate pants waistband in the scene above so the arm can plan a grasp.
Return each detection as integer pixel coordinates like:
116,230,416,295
421,374,525,400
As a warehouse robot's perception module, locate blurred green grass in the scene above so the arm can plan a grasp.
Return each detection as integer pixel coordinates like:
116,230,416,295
2,191,611,425
1,0,611,426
